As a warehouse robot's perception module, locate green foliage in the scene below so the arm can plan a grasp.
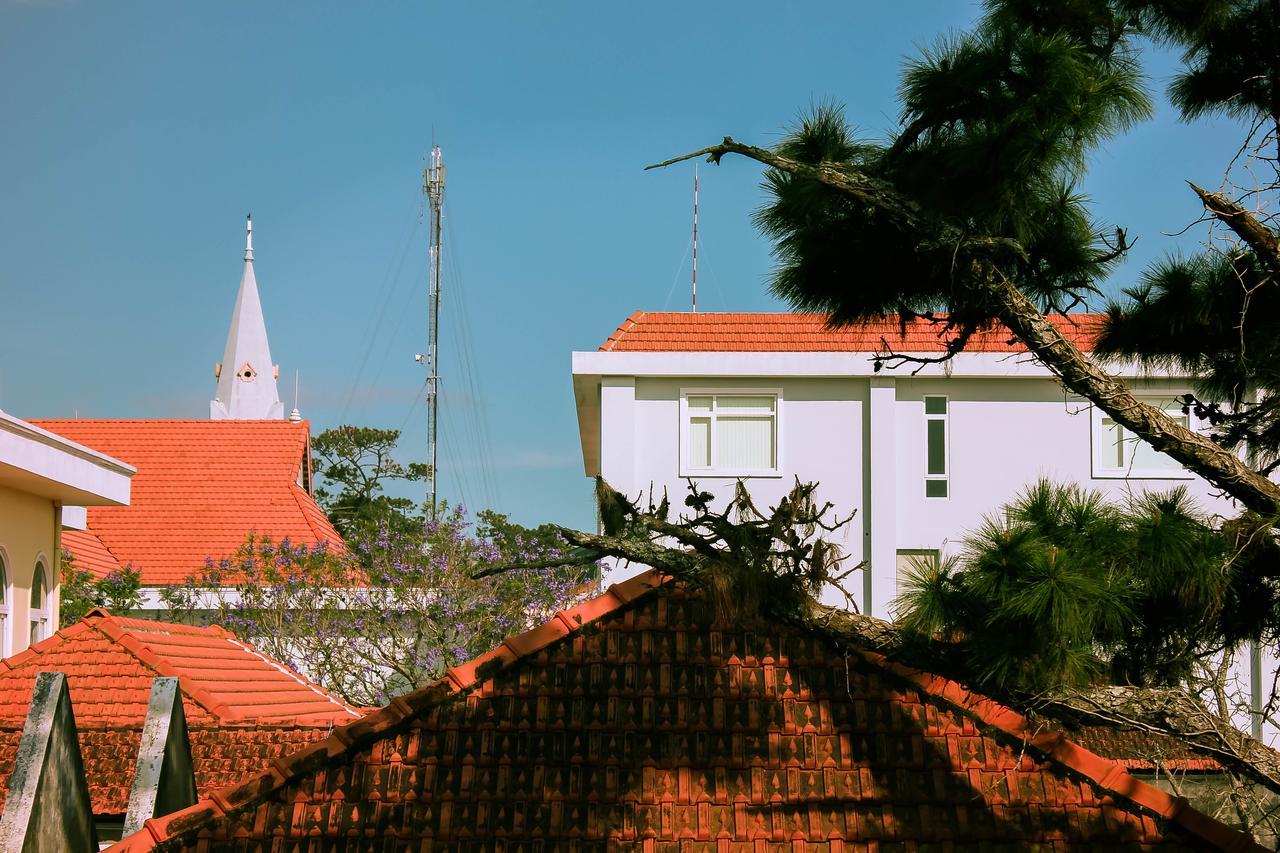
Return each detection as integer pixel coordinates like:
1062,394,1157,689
59,550,143,627
311,425,430,539
893,480,1271,691
755,1,1148,329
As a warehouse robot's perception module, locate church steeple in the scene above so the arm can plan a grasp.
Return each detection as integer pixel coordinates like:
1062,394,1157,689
210,215,285,420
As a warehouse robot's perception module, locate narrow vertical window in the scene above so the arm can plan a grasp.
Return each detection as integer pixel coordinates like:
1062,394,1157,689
924,396,948,498
29,561,49,646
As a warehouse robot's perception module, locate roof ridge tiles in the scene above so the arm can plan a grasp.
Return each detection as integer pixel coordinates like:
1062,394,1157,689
103,570,1265,852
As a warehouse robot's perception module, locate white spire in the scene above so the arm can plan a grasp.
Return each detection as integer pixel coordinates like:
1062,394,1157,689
210,215,285,420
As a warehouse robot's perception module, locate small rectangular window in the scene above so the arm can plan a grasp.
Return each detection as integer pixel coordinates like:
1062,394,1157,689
681,391,780,476
1093,398,1192,478
924,396,948,498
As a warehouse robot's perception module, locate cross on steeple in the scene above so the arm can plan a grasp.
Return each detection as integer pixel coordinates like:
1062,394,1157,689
210,215,285,420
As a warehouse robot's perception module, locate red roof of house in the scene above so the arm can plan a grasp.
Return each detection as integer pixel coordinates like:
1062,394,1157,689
0,610,360,727
109,571,1261,852
31,420,341,585
600,311,1105,353
0,610,361,815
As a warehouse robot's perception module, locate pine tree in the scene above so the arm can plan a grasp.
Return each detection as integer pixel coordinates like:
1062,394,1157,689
653,0,1280,515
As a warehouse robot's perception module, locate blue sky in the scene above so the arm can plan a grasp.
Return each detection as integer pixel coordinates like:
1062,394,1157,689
0,1,1245,531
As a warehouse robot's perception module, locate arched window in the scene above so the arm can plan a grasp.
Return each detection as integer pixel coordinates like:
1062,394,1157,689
0,552,9,657
29,561,50,646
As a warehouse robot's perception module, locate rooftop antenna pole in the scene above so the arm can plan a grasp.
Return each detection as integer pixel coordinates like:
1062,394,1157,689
424,145,445,519
692,165,698,312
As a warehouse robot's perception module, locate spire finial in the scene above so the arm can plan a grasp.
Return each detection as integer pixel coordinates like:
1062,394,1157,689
245,214,254,262
289,371,302,422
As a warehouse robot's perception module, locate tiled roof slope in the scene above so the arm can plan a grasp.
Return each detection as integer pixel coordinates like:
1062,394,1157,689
110,573,1261,852
31,419,341,584
0,611,360,815
0,611,361,726
601,310,1105,353
62,528,124,575
1073,727,1224,773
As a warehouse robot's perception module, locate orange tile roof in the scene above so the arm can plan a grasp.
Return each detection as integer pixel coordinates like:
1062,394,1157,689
31,420,342,585
108,572,1262,852
0,610,360,728
600,310,1105,352
0,610,361,815
61,529,123,576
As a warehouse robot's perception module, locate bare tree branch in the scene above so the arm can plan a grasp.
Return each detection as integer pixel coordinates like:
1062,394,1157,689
1190,181,1280,274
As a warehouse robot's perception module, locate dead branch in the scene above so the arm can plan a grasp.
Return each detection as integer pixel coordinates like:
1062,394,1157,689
1190,181,1280,275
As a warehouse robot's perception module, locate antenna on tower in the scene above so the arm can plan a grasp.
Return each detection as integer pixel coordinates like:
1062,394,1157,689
692,165,699,312
423,145,445,519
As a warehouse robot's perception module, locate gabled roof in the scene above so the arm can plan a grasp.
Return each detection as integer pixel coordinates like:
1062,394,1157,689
600,310,1105,353
30,419,341,585
0,611,361,816
109,572,1263,852
0,610,360,727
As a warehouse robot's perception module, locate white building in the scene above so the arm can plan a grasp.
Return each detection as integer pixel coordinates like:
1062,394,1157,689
573,311,1237,613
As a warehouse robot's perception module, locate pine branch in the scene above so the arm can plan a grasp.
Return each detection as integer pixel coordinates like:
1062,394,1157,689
647,140,1280,515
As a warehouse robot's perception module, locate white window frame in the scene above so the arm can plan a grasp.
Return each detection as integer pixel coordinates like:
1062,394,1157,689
29,558,51,646
1091,396,1197,480
924,395,949,499
679,388,783,478
0,548,10,658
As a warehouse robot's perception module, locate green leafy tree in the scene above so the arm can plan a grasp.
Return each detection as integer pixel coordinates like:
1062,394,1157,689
311,425,430,539
652,0,1280,515
59,550,143,626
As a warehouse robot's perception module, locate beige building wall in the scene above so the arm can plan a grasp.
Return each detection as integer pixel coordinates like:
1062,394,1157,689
0,482,59,657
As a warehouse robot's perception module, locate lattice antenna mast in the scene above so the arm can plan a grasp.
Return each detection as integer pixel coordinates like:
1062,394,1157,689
692,165,698,312
425,146,445,518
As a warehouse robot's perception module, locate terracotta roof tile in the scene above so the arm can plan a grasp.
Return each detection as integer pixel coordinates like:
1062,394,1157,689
31,420,342,585
61,529,124,575
106,572,1262,851
0,610,360,728
600,310,1105,352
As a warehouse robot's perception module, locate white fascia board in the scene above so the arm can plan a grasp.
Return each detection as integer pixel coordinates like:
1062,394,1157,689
572,371,602,477
572,350,1168,380
0,411,134,506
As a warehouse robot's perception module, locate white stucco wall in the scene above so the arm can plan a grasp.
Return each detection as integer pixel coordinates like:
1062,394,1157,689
596,371,1237,610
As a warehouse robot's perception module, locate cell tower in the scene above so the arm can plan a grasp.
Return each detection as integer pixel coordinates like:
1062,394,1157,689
424,146,445,518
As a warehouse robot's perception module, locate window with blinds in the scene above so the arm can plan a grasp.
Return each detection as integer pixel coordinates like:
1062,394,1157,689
681,392,780,476
1092,397,1194,479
